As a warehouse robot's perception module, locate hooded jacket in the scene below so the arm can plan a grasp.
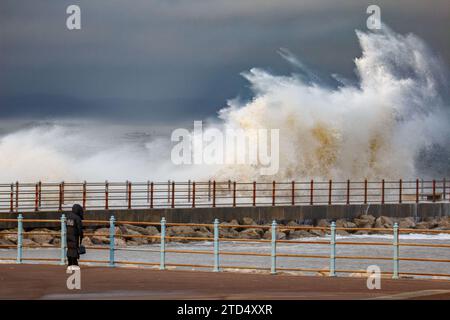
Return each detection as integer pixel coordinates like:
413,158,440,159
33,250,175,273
66,204,84,258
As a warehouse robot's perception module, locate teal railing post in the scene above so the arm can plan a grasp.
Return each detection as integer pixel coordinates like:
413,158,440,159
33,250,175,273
213,218,220,272
109,215,115,267
392,222,399,279
271,220,277,275
60,214,66,265
160,217,166,270
16,214,23,264
329,221,336,277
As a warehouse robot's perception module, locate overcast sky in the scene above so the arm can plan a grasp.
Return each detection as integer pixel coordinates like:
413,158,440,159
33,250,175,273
0,0,449,126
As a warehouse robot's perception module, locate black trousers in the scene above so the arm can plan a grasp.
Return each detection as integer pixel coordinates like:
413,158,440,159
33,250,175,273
68,257,78,266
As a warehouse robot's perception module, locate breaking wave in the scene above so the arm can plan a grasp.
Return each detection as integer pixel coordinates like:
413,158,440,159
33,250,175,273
0,26,448,182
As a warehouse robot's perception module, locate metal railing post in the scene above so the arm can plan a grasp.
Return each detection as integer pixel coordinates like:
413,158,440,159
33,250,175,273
272,181,276,206
10,183,13,212
443,178,446,201
171,181,175,208
232,181,236,207
291,181,295,206
82,181,87,210
105,181,109,210
58,182,63,211
212,181,216,208
167,180,170,203
213,218,220,272
109,216,115,267
271,220,277,275
15,181,19,210
416,178,419,203
392,222,399,279
346,180,350,205
61,181,65,206
364,179,368,204
192,182,196,208
34,183,39,212
60,214,66,265
150,182,154,208
160,217,166,270
208,180,211,202
310,179,314,205
252,181,256,206
38,181,42,208
16,214,23,264
432,180,436,202
328,180,332,205
188,180,191,202
329,221,336,277
128,182,132,209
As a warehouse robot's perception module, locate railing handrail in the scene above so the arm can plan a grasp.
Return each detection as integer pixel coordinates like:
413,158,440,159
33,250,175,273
1,216,450,280
0,178,449,213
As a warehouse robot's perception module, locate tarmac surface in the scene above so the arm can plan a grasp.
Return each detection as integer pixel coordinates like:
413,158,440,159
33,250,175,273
1,264,450,300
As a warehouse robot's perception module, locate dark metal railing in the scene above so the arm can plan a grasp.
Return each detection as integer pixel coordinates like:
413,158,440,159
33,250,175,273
0,178,448,212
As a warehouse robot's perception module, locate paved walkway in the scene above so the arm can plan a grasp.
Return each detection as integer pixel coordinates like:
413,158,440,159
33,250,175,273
1,264,450,299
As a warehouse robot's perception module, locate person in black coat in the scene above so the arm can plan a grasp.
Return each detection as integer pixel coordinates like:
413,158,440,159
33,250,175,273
66,204,84,267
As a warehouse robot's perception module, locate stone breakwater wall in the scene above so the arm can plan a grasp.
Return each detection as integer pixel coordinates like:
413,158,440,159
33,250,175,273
1,214,449,248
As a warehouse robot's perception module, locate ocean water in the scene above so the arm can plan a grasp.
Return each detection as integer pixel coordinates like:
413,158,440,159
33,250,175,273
1,233,449,279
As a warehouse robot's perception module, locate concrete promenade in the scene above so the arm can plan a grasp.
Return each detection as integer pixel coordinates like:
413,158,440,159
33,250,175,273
1,264,450,300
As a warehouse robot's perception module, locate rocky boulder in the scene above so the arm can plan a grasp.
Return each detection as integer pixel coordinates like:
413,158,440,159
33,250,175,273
120,224,159,236
219,228,239,239
336,219,358,233
0,229,18,244
0,238,14,246
435,217,450,230
238,228,263,239
91,236,109,245
122,229,148,244
415,221,432,229
309,229,325,237
262,230,287,240
336,229,349,236
399,217,416,229
29,229,54,245
144,226,158,233
51,237,61,246
81,237,93,246
114,238,127,247
288,230,313,239
193,226,212,239
317,219,330,228
354,214,375,228
167,226,196,237
91,227,121,245
240,217,256,226
22,238,37,246
374,216,394,229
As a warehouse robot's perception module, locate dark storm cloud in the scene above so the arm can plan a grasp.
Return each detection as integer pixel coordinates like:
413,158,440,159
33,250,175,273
0,0,449,123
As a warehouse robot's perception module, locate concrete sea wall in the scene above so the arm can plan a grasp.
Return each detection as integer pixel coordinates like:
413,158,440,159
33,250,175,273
0,203,449,229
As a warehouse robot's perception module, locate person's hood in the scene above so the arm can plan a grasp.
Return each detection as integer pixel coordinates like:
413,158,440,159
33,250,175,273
72,204,84,220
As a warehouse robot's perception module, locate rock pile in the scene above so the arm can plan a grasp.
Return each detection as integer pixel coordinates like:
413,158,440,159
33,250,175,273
0,215,449,247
